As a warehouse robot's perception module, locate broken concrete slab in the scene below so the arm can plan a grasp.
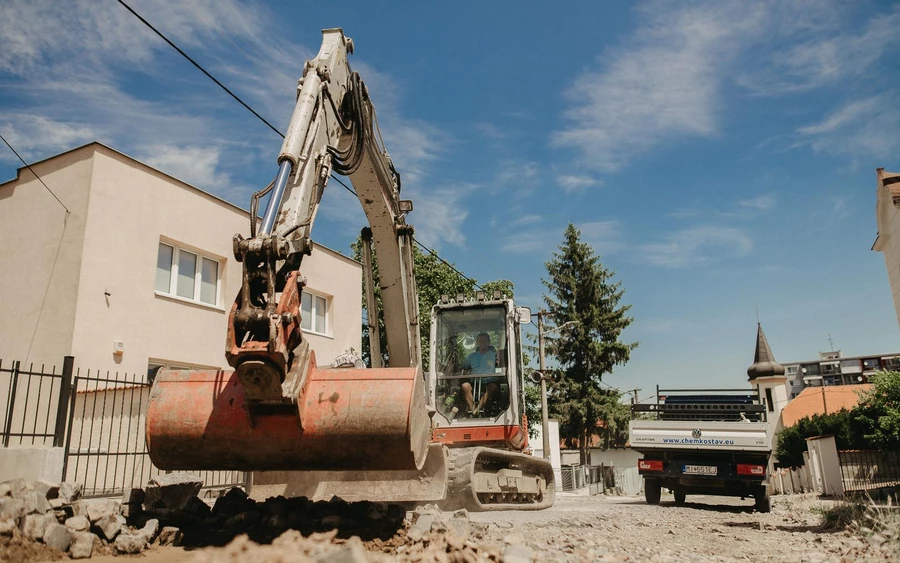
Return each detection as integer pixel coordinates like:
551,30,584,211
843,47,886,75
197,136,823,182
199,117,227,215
86,499,118,523
22,490,52,515
58,482,83,503
94,514,122,541
143,472,203,511
33,480,61,500
68,531,98,559
43,522,73,552
0,498,25,521
65,515,90,532
114,532,147,554
157,526,183,546
19,512,54,539
139,517,160,543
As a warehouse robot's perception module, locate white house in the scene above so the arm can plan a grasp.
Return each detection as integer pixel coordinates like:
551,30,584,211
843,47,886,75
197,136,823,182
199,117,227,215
0,142,362,375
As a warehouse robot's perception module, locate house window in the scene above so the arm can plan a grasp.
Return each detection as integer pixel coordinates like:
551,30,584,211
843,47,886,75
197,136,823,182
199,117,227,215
765,388,774,413
156,241,221,307
786,366,799,376
301,291,328,335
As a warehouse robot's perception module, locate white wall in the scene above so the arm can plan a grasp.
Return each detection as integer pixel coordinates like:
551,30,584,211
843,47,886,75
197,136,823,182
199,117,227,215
0,147,93,367
0,144,363,377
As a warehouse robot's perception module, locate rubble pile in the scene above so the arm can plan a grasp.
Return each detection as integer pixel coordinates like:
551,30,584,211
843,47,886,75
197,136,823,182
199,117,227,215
0,477,179,560
187,504,526,563
1,477,534,562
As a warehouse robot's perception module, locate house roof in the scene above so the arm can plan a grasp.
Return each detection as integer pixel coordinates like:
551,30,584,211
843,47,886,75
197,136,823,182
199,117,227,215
780,384,871,427
0,141,360,265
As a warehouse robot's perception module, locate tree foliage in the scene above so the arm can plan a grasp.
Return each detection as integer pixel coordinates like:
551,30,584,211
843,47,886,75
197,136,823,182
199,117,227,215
775,371,900,467
350,238,514,370
542,224,638,464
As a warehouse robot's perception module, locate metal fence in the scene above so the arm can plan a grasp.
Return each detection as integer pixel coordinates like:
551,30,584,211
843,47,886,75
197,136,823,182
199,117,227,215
2,357,244,498
559,464,614,492
1,358,71,448
838,449,900,494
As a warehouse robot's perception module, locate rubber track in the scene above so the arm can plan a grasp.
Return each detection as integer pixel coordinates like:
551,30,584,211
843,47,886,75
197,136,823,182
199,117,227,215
444,447,556,512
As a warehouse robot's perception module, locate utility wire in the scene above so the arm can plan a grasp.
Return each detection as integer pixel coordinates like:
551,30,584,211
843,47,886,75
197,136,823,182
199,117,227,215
0,132,69,213
116,0,484,292
115,0,283,139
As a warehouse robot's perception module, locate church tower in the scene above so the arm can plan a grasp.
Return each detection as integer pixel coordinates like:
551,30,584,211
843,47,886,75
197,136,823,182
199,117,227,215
747,323,788,439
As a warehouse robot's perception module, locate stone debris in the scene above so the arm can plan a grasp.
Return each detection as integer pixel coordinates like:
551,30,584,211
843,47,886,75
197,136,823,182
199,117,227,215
143,472,203,510
68,531,98,559
58,482,83,504
65,515,90,532
157,525,183,546
42,523,72,552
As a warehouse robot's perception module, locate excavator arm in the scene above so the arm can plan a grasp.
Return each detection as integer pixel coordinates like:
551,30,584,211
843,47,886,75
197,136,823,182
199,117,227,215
146,29,433,477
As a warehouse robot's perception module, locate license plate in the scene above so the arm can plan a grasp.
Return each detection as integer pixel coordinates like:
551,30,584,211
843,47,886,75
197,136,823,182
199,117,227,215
683,465,717,475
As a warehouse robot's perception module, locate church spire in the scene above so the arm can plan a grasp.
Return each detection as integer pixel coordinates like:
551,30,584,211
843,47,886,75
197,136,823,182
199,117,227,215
747,323,785,380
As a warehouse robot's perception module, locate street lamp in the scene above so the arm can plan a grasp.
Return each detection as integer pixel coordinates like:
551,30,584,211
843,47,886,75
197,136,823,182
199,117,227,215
530,312,579,460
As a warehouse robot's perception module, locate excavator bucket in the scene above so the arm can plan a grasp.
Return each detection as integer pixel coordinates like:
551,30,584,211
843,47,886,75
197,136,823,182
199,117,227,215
146,363,433,474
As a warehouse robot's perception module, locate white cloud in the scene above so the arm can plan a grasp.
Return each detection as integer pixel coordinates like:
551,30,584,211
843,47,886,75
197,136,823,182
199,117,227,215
140,144,231,192
502,220,622,256
557,174,601,193
552,1,767,171
738,9,900,95
795,95,900,159
738,194,776,211
640,226,752,268
406,183,476,250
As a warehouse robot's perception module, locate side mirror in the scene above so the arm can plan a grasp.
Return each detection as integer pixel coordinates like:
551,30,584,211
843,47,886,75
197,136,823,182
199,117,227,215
515,307,532,324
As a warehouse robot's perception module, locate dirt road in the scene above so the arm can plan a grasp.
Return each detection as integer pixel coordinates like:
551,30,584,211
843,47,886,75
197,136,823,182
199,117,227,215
34,492,891,562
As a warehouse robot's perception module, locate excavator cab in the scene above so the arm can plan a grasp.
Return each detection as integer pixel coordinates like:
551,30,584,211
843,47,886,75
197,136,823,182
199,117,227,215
430,296,529,435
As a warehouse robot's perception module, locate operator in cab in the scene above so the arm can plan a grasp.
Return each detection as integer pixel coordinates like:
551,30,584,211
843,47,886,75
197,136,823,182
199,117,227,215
461,332,500,415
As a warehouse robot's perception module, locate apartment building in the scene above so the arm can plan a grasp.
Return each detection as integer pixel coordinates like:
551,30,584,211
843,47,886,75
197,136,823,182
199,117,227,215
783,350,900,398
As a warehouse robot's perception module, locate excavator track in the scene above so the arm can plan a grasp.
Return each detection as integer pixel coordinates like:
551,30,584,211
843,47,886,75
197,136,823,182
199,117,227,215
444,447,556,511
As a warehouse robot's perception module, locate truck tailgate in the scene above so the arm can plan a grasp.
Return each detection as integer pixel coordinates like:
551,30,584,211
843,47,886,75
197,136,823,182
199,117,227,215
629,420,770,453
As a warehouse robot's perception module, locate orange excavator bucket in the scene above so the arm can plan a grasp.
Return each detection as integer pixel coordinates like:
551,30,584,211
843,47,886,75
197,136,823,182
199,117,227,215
146,358,432,473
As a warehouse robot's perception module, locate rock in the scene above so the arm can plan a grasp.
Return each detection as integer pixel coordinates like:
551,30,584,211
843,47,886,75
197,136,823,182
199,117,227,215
139,518,159,543
2,478,27,498
504,533,526,545
316,543,369,563
504,542,534,563
122,488,145,505
94,514,122,541
0,498,25,521
43,523,73,552
143,472,203,511
69,531,98,559
212,487,254,517
58,482,83,503
68,500,87,517
157,526,183,546
19,512,55,539
0,483,10,498
121,502,142,519
407,512,435,542
48,497,65,510
114,532,147,554
183,495,211,517
87,500,118,523
22,490,52,514
65,515,90,532
0,518,15,536
33,480,60,500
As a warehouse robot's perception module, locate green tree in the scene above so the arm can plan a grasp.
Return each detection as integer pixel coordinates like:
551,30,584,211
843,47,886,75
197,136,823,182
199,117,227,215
853,370,900,449
542,224,638,465
351,238,513,370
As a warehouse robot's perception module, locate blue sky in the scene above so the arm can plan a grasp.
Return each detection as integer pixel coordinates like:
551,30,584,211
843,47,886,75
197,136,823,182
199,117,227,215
2,0,899,393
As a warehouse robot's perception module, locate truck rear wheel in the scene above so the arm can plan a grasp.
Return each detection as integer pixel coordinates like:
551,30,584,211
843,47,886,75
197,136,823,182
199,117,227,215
644,479,661,505
754,488,771,513
674,489,686,505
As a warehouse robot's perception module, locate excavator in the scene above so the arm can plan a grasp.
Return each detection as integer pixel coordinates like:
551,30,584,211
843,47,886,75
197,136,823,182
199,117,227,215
146,28,555,511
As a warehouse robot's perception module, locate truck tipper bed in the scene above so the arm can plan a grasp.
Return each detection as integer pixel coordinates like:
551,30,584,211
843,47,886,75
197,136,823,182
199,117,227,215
629,388,772,512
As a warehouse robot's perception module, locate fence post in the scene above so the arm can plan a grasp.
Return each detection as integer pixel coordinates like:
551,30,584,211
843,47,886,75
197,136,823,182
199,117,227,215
60,372,80,483
3,361,21,447
53,356,74,447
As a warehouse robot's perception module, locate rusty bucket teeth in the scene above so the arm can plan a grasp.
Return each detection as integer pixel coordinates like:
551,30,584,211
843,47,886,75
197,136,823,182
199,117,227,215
146,364,432,472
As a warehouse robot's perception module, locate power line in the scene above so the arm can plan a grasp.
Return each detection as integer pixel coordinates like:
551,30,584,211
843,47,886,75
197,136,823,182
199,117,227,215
115,0,283,138
117,0,484,292
0,133,69,213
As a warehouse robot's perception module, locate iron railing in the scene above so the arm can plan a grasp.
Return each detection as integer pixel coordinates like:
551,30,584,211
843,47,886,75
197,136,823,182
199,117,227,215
838,449,900,494
1,357,72,447
2,357,244,498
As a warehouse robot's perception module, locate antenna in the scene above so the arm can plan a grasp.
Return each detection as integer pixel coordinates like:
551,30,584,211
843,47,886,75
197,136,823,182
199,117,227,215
828,333,835,351
755,306,760,324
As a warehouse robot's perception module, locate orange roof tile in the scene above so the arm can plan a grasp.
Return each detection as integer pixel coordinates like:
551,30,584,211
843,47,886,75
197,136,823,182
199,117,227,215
781,384,871,427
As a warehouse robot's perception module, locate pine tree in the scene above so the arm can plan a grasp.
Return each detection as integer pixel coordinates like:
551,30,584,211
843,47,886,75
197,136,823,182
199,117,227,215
543,224,638,465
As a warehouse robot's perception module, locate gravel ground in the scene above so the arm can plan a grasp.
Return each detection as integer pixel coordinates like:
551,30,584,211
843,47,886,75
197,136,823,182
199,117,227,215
28,492,898,562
